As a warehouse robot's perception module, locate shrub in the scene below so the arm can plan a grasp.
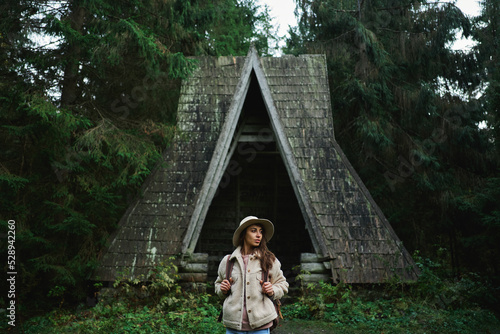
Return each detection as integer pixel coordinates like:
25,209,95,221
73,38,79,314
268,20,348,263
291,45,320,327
281,257,500,333
17,258,224,333
11,256,500,333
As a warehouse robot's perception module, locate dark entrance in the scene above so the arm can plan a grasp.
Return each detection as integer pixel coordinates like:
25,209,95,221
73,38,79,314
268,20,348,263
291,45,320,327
195,73,314,283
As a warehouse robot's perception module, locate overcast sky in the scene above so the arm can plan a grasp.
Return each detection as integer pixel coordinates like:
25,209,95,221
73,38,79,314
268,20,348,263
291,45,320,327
260,0,482,53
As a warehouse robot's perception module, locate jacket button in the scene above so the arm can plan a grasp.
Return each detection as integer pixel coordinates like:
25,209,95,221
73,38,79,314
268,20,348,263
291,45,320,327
248,310,252,313
247,282,250,285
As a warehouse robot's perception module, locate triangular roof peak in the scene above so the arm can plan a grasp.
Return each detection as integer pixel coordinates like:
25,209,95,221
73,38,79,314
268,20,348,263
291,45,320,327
181,46,327,256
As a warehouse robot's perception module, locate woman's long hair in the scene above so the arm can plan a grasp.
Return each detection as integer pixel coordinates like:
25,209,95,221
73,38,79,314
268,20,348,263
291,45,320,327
238,224,276,272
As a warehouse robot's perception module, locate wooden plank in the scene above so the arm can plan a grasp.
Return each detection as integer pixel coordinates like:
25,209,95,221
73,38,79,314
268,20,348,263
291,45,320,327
300,263,328,274
178,273,207,282
184,253,208,263
300,253,325,263
179,263,208,273
301,273,331,283
239,134,273,142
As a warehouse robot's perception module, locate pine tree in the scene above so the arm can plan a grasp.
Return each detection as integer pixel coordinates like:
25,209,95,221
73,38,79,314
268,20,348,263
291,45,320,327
286,0,493,276
453,0,500,281
0,0,273,307
475,0,500,156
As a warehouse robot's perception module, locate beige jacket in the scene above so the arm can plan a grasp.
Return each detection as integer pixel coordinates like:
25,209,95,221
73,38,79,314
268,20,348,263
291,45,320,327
215,246,289,330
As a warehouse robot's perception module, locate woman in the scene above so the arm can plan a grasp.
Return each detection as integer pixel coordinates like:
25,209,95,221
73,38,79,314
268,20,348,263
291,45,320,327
215,216,289,334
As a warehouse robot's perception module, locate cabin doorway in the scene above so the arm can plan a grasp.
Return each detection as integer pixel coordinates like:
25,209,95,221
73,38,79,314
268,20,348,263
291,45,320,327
196,149,315,283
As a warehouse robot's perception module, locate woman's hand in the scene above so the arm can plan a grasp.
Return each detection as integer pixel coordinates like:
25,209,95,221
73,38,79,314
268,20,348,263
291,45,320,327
260,280,274,296
220,278,233,294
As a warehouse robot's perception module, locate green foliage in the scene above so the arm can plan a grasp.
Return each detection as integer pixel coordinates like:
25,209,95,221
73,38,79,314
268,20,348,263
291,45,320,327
284,280,353,320
0,0,277,313
108,258,182,309
206,0,279,56
286,0,499,287
14,259,500,333
474,0,500,155
410,251,499,310
15,260,224,334
1,0,498,327
282,264,500,333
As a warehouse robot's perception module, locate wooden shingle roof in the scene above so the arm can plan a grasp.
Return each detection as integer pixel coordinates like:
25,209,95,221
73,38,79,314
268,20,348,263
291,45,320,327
94,47,418,283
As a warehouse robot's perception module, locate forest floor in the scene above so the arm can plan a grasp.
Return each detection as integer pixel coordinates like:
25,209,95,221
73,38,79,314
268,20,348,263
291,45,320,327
272,318,500,334
12,272,500,334
273,319,339,333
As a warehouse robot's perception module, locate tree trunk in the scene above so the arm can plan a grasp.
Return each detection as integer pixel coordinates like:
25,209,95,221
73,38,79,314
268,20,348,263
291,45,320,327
60,2,85,107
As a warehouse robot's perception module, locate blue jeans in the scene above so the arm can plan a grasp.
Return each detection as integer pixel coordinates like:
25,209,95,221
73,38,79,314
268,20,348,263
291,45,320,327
226,329,270,334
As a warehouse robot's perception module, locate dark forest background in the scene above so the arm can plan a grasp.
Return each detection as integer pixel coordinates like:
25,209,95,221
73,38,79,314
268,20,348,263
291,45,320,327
1,0,499,315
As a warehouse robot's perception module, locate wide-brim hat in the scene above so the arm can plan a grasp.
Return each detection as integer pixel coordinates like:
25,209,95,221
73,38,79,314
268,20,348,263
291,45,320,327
232,216,274,247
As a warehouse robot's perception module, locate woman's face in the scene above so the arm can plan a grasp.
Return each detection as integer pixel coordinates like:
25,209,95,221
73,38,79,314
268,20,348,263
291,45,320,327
244,224,264,248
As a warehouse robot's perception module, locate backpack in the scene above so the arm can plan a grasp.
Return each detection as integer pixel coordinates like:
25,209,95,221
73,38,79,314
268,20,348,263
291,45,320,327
217,255,283,331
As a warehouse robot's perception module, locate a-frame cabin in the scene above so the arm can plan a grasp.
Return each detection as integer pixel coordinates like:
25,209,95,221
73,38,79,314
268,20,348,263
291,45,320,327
93,47,419,285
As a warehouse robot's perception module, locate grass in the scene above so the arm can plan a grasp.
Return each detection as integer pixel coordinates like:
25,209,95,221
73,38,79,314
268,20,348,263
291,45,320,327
274,317,500,334
14,302,499,334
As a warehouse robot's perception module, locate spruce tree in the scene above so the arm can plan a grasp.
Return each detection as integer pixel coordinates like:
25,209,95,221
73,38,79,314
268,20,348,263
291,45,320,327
286,0,493,276
456,0,500,282
0,0,273,308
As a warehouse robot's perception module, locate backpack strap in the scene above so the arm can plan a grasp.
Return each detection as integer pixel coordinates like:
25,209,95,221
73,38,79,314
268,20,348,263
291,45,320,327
224,255,235,295
225,255,235,280
262,268,283,320
262,270,269,283
218,255,236,322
